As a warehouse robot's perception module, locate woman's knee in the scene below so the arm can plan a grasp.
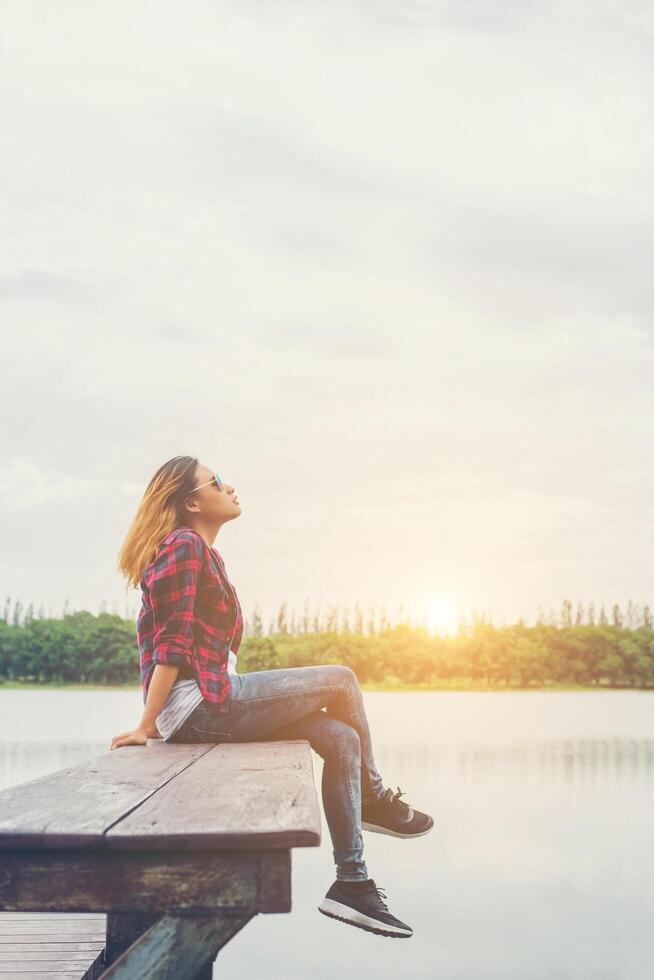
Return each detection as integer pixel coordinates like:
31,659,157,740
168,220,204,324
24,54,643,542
327,664,358,688
326,719,361,765
304,713,360,764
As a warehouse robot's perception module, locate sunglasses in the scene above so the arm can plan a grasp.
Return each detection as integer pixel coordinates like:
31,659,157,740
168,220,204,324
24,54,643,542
188,471,224,494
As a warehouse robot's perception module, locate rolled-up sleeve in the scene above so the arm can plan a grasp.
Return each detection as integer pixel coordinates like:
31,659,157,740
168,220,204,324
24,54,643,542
149,532,204,668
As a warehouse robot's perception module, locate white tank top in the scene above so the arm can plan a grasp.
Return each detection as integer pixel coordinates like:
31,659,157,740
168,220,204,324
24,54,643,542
156,648,238,741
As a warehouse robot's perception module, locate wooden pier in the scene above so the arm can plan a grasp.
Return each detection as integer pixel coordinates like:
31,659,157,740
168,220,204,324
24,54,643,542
0,912,105,978
0,739,321,978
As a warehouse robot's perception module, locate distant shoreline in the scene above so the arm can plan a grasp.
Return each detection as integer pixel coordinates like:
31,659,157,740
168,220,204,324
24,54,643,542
0,680,650,693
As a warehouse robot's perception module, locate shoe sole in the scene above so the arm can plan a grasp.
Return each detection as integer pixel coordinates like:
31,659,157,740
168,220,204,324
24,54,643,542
318,898,413,938
361,820,434,839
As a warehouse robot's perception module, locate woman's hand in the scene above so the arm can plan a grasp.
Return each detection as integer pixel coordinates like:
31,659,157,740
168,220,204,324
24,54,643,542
110,724,161,750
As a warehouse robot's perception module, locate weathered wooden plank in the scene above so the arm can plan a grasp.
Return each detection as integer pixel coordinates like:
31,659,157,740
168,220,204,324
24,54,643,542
0,915,103,920
0,956,104,974
2,969,97,980
0,948,104,955
0,923,104,936
100,911,254,980
0,849,291,913
105,741,321,851
0,974,98,979
0,912,105,979
0,744,214,850
0,965,102,974
0,915,104,929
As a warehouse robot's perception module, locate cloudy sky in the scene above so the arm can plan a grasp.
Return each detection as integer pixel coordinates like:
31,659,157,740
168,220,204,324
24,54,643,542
1,0,652,631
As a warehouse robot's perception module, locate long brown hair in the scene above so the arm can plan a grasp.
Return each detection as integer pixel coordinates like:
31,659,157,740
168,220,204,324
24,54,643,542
117,455,199,590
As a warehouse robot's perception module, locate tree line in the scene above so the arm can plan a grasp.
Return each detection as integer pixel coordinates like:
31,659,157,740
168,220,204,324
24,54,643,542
4,596,653,635
0,598,653,688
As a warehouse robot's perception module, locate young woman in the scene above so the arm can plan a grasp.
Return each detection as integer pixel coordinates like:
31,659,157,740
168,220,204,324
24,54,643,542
112,455,433,938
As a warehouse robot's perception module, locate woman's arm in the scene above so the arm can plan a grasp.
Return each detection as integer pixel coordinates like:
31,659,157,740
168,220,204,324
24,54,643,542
111,531,205,750
110,664,179,748
139,663,180,733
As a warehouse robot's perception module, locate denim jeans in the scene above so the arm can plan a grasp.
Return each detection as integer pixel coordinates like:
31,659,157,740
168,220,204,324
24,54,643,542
170,664,386,881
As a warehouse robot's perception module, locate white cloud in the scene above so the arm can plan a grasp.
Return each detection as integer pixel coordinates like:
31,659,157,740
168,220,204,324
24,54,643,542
0,457,105,509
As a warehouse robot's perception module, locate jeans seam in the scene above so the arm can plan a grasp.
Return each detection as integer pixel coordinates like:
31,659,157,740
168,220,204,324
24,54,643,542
227,682,347,709
343,682,381,802
191,729,234,739
330,729,363,873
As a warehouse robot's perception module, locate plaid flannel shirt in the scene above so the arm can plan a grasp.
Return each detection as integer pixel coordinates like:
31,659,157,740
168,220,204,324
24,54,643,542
137,526,243,711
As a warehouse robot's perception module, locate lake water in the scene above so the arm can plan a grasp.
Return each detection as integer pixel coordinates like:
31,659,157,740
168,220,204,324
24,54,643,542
1,689,652,979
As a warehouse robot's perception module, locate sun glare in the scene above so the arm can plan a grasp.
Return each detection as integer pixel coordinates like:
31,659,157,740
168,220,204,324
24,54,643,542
425,597,459,637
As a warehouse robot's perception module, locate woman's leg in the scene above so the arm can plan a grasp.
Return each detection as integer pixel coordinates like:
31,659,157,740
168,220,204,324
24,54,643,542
187,664,386,806
249,708,369,882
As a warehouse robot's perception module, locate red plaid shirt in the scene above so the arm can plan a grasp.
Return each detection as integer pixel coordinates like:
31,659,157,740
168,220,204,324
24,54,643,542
137,526,243,712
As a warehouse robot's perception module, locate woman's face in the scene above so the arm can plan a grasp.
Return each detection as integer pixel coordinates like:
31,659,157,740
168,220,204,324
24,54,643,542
185,463,241,523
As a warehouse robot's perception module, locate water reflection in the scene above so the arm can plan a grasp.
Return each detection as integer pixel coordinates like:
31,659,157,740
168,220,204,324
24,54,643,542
2,735,653,795
0,690,652,979
0,740,109,791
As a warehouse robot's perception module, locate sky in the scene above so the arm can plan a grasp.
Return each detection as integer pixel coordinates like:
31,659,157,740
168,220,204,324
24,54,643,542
1,0,653,632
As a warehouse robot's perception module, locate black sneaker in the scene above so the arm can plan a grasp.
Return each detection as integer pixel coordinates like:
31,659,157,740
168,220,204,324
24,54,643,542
361,785,434,838
318,878,413,938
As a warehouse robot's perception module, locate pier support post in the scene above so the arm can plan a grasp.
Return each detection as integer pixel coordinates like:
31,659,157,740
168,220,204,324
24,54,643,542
106,911,162,965
99,911,255,979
